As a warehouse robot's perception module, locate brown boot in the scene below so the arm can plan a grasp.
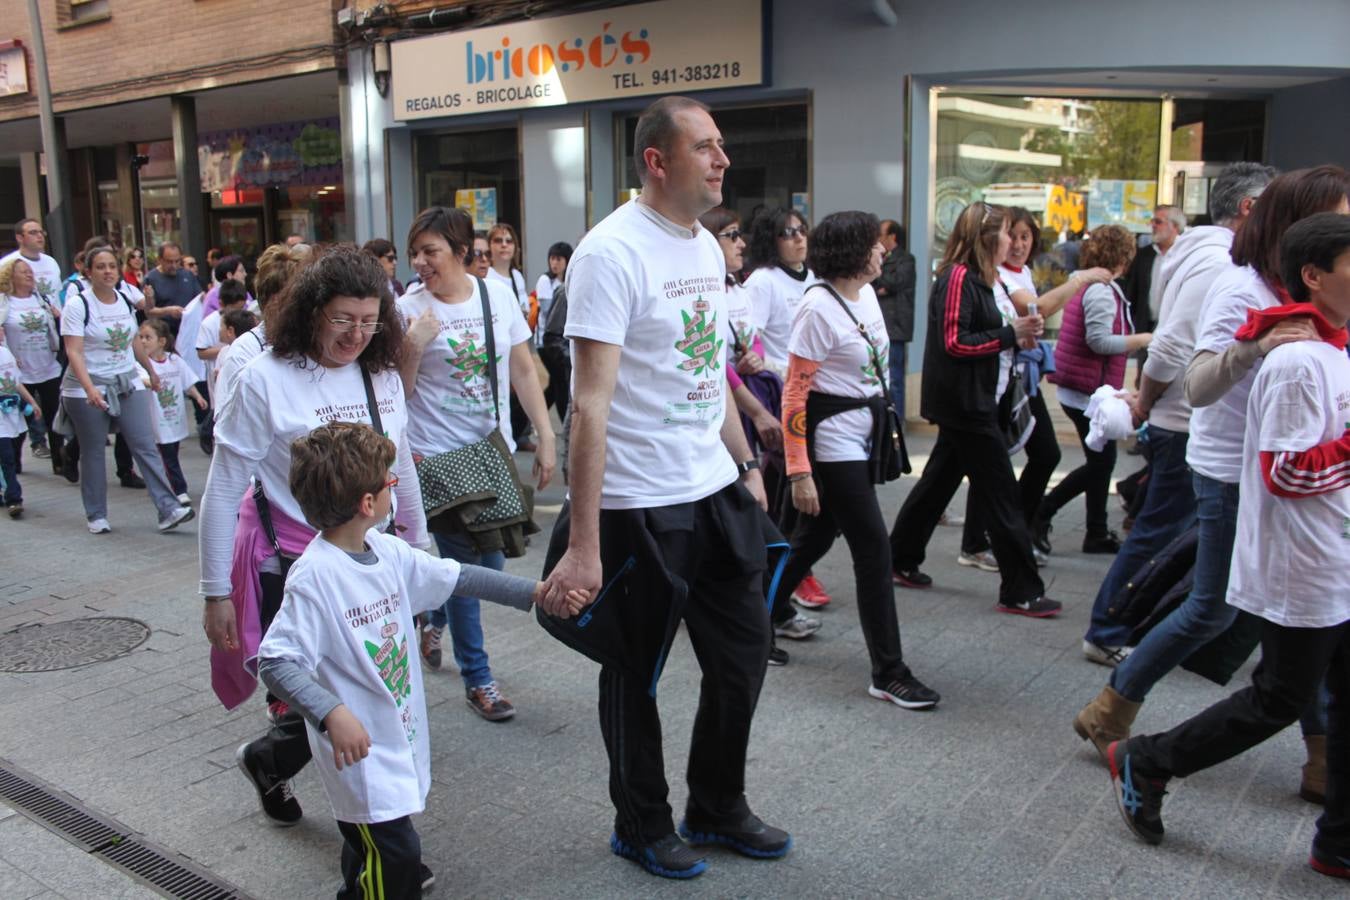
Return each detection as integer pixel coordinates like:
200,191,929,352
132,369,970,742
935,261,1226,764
1301,735,1327,805
1073,685,1141,762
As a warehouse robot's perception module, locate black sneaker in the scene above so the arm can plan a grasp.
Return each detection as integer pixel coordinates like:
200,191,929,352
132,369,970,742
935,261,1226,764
679,811,792,859
610,832,708,878
1082,531,1122,554
1310,844,1350,880
996,596,1062,618
235,741,302,826
420,863,436,891
1106,739,1168,845
893,567,932,589
119,472,147,489
868,674,940,710
1030,519,1052,555
767,643,789,666
61,457,79,483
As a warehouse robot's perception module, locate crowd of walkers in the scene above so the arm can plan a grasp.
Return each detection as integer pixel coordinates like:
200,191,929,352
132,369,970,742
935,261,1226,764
4,94,1349,894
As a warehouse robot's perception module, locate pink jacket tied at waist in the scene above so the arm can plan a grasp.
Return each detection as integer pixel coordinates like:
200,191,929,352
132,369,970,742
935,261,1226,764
210,489,316,710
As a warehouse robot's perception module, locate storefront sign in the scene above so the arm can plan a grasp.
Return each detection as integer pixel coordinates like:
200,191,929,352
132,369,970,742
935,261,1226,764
1087,179,1157,232
0,41,28,97
391,0,764,121
455,188,498,231
198,119,344,192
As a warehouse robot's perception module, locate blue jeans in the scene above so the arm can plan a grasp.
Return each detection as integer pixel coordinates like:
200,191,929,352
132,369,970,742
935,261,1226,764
889,341,906,422
1084,426,1196,647
428,532,504,689
1111,473,1238,702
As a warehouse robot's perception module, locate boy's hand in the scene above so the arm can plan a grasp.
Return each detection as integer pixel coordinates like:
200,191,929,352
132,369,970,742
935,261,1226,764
563,588,590,617
193,394,208,410
324,705,370,770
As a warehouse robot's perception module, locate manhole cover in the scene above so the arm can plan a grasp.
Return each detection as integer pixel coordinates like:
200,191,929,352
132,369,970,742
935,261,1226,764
0,617,151,673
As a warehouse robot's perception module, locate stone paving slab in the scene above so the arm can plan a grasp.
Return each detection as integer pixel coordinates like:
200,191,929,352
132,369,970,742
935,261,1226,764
0,434,1335,898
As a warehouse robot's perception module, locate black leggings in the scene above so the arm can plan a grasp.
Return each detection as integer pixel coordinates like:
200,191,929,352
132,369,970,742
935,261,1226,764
963,391,1061,554
1037,403,1116,536
23,376,64,469
771,460,907,683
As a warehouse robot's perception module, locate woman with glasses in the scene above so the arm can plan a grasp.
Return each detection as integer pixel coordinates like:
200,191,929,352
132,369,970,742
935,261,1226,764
199,245,429,828
469,234,491,279
890,202,1059,618
486,223,528,318
400,206,554,722
122,247,145,290
1,256,65,476
362,238,404,299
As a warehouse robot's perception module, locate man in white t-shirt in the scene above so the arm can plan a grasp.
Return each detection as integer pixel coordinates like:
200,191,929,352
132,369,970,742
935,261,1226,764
1,219,62,298
538,96,789,880
1105,213,1350,881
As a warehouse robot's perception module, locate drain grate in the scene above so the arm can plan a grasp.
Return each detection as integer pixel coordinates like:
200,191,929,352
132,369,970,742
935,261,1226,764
0,759,254,899
0,616,151,672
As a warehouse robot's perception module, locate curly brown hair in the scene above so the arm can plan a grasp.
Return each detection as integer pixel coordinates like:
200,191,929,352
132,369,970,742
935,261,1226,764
264,244,403,374
1080,225,1137,273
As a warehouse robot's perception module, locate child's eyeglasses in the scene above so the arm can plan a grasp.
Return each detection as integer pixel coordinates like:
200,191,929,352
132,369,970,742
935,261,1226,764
383,474,399,490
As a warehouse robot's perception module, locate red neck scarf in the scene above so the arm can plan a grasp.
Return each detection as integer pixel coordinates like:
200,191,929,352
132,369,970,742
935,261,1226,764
1234,302,1349,351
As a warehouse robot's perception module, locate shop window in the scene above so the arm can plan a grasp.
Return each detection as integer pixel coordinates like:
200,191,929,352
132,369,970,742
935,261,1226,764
617,102,809,229
61,0,110,25
414,128,521,239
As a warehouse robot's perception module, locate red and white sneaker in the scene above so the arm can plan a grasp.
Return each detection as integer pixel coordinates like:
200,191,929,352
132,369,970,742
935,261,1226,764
791,574,832,609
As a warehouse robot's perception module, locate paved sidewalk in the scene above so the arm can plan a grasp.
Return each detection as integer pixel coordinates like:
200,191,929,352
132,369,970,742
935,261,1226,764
0,432,1333,898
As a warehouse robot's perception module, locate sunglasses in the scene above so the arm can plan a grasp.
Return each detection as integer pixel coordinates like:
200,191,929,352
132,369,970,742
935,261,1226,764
778,226,808,240
470,249,488,259
717,228,744,242
383,253,397,262
491,236,514,245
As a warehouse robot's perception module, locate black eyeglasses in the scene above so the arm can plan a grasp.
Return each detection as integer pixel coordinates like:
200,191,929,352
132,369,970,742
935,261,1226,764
778,225,808,240
322,312,385,334
717,229,744,242
383,253,397,262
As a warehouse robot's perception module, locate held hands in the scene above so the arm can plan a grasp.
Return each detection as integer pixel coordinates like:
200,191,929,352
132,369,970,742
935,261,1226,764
1257,317,1319,355
540,547,603,617
790,475,819,517
324,705,371,771
1012,313,1044,344
532,581,591,617
202,598,239,651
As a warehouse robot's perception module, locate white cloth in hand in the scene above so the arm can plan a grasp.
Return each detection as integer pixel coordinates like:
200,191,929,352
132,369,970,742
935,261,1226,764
1085,385,1134,451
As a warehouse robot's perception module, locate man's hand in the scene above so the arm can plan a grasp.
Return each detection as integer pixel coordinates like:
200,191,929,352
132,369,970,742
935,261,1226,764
742,467,767,511
1257,317,1319,355
324,706,371,770
202,599,238,651
541,546,603,616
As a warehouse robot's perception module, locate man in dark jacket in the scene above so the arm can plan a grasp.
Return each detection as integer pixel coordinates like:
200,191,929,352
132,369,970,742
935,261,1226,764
873,220,916,421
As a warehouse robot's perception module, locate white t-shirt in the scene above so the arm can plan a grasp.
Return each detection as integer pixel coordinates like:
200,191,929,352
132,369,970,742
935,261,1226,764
197,310,225,402
1187,266,1279,484
398,278,530,456
0,346,26,439
998,263,1037,298
534,274,559,347
2,294,62,383
214,354,414,532
991,279,1020,402
565,199,737,509
59,288,141,398
486,267,529,319
0,251,62,298
176,294,206,382
746,265,815,372
724,280,759,358
146,353,197,444
788,283,888,462
1227,339,1350,629
213,324,267,422
257,532,461,823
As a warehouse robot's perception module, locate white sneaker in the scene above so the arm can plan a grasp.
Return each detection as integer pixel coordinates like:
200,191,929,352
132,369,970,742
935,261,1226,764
158,505,195,532
773,611,822,640
957,550,999,572
87,518,111,534
176,493,192,506
1082,640,1133,667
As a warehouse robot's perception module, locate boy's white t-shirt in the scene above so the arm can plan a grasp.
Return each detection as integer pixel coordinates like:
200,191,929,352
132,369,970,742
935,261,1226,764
0,346,27,439
565,199,737,509
1227,339,1350,629
177,294,206,382
213,325,267,422
59,288,141,399
397,278,531,456
2,294,62,383
214,354,413,531
256,531,461,823
746,264,815,371
1188,266,1280,484
146,353,196,444
787,283,888,462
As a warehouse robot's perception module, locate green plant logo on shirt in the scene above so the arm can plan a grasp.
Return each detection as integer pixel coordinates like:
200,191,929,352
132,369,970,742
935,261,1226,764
732,318,756,353
106,324,133,353
675,297,723,376
18,311,47,334
444,332,498,385
364,625,412,707
156,386,178,410
0,374,16,395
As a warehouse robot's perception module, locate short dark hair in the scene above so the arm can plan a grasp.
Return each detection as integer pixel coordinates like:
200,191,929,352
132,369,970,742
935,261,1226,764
747,207,810,271
881,219,907,246
808,211,880,281
264,244,403,375
222,307,258,338
547,241,573,263
1280,212,1350,302
698,207,739,235
158,241,181,257
362,238,395,259
139,317,176,355
14,218,39,238
289,422,395,530
406,206,474,266
214,255,243,283
1231,165,1350,285
1006,207,1040,255
217,279,247,308
632,95,710,184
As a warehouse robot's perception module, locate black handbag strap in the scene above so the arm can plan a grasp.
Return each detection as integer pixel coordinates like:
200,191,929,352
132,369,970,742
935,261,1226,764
807,282,898,411
474,276,502,429
360,367,383,436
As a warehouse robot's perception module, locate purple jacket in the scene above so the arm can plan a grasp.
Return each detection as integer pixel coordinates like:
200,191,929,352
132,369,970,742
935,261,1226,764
1050,284,1129,395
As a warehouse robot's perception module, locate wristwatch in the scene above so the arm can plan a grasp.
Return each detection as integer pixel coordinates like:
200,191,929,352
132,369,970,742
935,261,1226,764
737,459,760,475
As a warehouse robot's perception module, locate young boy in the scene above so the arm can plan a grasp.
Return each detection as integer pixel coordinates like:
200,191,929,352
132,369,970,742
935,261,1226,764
1106,212,1350,880
214,307,258,397
197,279,246,407
256,422,586,897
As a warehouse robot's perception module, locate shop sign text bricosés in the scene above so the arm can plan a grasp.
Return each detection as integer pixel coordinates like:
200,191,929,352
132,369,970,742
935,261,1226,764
390,0,764,121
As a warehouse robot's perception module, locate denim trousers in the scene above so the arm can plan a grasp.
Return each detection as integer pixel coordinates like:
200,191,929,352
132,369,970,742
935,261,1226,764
427,531,505,689
1084,426,1196,647
1111,472,1238,701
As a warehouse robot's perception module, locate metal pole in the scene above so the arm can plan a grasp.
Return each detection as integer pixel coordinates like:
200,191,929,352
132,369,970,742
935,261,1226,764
22,0,74,269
